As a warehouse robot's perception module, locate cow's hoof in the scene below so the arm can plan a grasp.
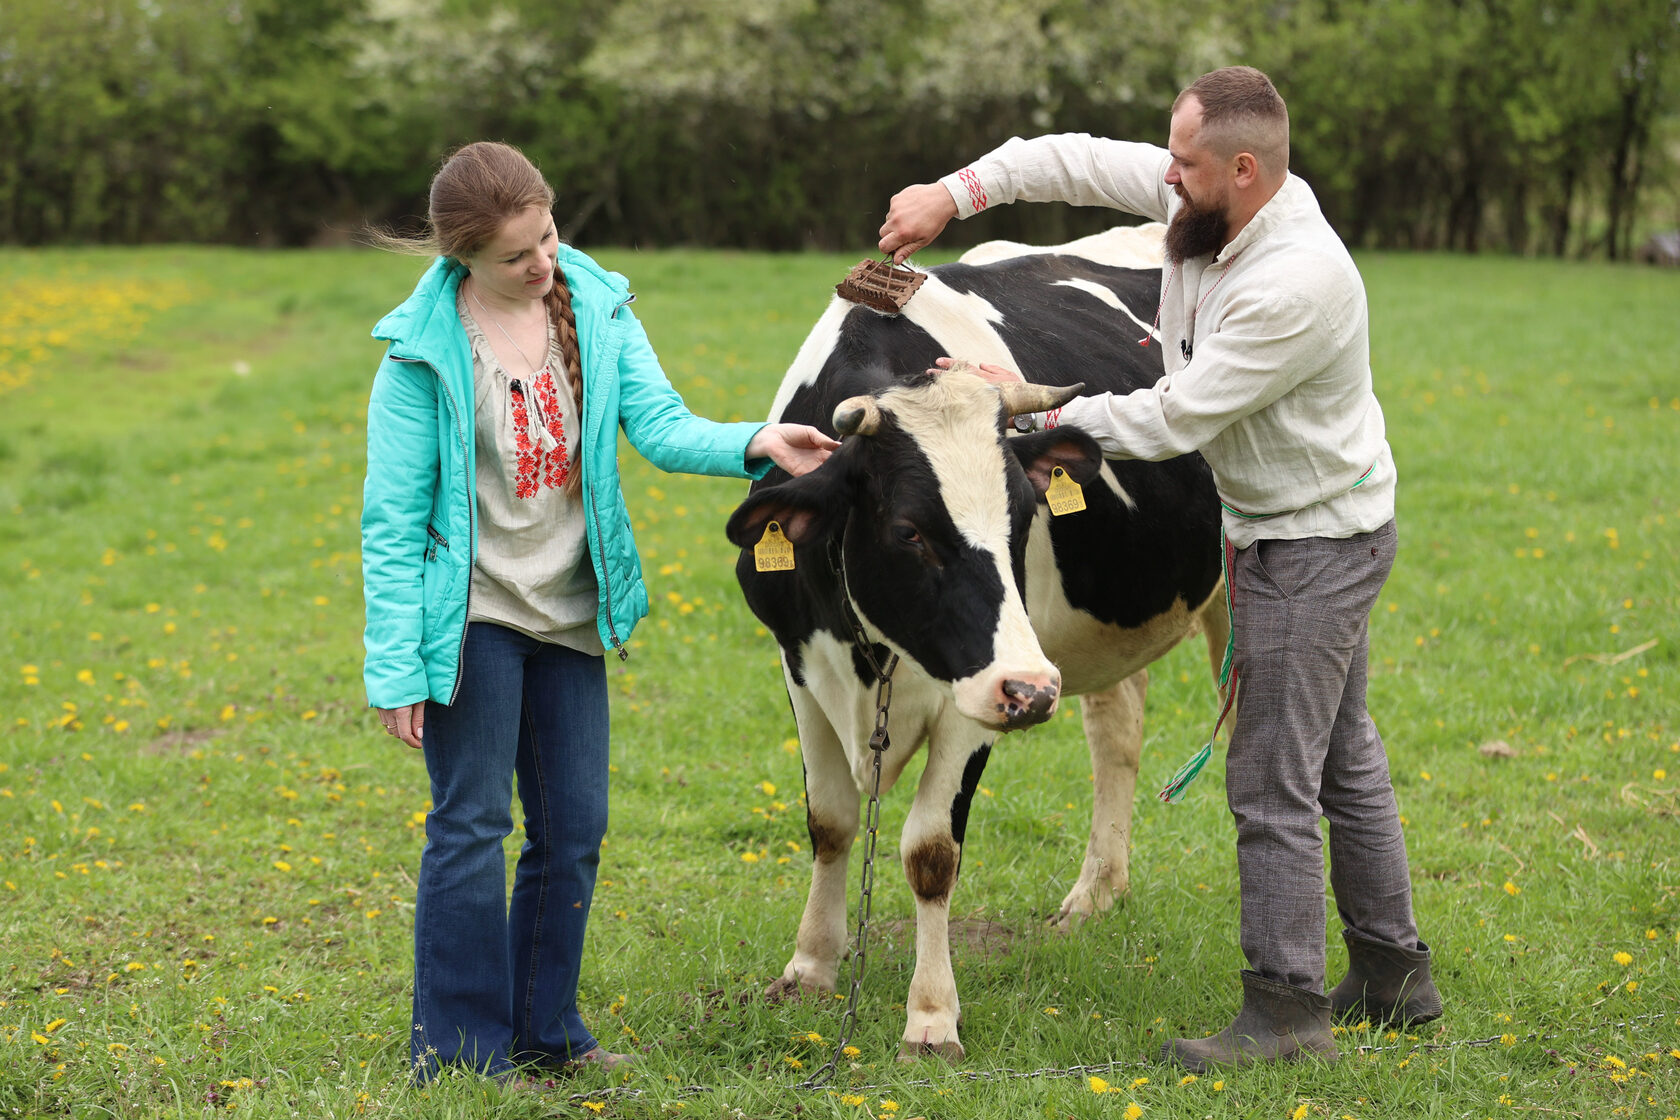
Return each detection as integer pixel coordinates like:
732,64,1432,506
896,1038,965,1063
1049,900,1096,931
763,976,828,1003
1051,885,1124,929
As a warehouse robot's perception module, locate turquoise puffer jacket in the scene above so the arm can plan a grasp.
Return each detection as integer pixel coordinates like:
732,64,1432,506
361,247,769,708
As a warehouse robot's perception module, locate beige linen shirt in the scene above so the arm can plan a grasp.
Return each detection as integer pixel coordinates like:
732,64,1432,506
940,134,1396,548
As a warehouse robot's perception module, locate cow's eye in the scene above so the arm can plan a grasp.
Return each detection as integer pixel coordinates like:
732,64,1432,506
892,522,924,550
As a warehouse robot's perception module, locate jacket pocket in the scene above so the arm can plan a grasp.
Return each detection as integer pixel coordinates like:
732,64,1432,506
425,524,449,563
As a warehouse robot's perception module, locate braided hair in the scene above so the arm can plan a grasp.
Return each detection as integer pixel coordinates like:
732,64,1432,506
367,140,587,494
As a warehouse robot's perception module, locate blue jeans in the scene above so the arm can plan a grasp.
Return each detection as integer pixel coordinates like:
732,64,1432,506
410,622,609,1079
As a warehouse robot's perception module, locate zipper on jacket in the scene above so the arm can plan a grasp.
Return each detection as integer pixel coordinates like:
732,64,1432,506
579,299,632,661
391,354,475,703
425,525,449,563
587,479,629,661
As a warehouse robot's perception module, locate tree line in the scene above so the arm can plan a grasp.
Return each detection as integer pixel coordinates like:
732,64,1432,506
3,0,1677,257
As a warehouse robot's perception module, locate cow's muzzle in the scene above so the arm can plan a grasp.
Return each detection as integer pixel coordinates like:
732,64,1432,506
996,676,1060,729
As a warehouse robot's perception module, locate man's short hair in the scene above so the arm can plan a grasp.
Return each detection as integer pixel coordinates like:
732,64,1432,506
1174,66,1290,175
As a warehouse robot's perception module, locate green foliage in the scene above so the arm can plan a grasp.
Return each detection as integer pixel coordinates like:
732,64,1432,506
2,0,1677,252
0,245,1677,1117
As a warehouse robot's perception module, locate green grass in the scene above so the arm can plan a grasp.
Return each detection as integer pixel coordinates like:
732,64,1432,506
1,244,1677,1119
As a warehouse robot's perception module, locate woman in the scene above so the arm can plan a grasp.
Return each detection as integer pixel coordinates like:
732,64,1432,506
361,141,835,1081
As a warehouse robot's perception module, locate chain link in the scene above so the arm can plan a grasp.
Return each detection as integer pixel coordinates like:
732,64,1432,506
555,1010,1678,1104
798,657,897,1091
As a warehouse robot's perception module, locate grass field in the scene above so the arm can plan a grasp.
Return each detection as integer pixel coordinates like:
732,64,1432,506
1,244,1677,1119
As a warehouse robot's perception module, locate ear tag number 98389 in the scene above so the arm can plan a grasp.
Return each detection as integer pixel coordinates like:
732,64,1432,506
754,521,796,571
1046,467,1086,517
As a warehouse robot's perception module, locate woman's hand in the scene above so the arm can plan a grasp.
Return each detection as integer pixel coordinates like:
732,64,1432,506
376,702,426,750
747,423,841,476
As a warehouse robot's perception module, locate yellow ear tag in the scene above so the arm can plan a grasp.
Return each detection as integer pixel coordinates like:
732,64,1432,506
754,520,796,572
1046,467,1086,516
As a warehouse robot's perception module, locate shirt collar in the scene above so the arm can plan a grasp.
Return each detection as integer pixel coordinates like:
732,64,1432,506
1215,173,1310,263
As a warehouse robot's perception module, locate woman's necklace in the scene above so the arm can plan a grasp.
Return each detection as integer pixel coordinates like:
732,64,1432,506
467,280,546,375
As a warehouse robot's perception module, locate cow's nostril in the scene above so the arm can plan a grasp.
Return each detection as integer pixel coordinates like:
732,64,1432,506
999,679,1059,725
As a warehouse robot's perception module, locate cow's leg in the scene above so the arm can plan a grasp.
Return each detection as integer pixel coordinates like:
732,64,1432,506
1055,669,1147,927
896,736,991,1062
767,681,858,1000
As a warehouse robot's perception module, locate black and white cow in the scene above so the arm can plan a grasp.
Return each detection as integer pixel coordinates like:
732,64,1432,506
724,226,1227,1060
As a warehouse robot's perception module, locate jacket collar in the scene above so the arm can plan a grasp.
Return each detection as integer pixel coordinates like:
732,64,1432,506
1215,174,1315,264
371,244,632,359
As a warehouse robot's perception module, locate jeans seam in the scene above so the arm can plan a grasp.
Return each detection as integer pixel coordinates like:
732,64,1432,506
517,694,551,1052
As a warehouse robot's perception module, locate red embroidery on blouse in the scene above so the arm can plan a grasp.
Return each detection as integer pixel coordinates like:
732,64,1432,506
509,368,570,499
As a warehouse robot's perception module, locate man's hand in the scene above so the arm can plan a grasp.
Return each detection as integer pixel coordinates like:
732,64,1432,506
879,183,960,264
747,423,841,476
927,355,1026,386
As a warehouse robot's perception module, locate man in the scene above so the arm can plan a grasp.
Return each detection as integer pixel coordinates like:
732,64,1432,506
878,66,1441,1071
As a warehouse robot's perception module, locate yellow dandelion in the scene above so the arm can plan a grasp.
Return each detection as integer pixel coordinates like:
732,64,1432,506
1503,880,1520,896
1125,1104,1143,1120
580,1103,605,1114
740,851,760,863
1613,951,1633,966
1291,1105,1309,1120
1089,1076,1110,1094
1179,1073,1198,1086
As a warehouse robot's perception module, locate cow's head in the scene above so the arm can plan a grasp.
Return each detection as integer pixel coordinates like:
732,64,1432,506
726,371,1101,730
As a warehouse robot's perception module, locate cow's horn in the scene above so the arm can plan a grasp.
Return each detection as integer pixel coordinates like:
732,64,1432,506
833,395,883,437
998,381,1085,419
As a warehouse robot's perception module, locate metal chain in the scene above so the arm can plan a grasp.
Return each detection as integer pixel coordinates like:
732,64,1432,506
797,659,897,1091
557,1009,1678,1104
797,535,904,1088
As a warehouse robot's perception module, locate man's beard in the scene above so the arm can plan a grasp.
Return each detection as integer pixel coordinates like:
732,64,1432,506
1165,189,1229,263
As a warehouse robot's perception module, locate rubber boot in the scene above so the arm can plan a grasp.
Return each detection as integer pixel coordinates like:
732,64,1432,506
1328,930,1443,1027
1162,970,1339,1072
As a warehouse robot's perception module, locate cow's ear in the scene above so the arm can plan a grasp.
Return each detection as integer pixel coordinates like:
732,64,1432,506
1009,427,1104,498
726,462,849,550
